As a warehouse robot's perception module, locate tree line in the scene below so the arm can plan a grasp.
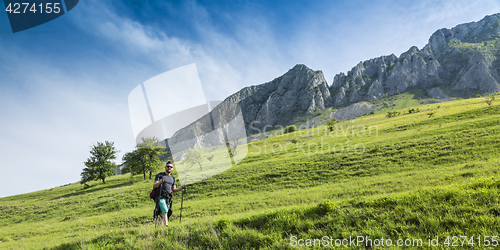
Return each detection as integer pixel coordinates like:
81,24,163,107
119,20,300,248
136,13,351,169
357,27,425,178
80,137,167,185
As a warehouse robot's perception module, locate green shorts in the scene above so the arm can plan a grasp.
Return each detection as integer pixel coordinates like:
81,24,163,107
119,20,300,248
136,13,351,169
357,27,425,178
159,198,170,215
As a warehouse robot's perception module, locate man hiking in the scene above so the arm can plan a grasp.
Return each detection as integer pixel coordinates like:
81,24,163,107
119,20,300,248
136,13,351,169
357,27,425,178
153,161,185,226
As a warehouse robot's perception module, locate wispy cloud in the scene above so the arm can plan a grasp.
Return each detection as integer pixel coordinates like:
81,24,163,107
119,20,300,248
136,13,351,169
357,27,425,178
69,0,288,101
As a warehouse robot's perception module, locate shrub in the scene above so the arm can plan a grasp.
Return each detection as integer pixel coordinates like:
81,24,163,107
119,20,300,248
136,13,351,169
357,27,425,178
326,118,338,132
315,199,336,215
0,235,11,242
284,126,297,134
386,111,399,118
215,217,231,230
408,108,420,113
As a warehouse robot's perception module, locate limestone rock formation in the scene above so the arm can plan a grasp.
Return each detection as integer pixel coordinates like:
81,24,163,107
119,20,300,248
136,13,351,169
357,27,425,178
329,13,500,105
167,13,500,151
168,64,332,149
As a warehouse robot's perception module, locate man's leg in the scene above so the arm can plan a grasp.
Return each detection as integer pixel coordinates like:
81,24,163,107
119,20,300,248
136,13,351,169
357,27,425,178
158,198,170,226
159,213,167,226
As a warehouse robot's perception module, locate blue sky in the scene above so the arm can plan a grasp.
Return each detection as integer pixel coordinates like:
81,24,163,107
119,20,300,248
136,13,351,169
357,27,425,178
1,0,499,198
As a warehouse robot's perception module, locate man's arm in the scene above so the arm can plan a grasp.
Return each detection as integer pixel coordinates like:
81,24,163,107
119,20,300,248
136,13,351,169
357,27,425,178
172,184,186,193
153,179,164,188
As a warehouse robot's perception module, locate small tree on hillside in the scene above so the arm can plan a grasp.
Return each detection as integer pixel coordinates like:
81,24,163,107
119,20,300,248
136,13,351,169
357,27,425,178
81,141,117,184
226,138,239,157
326,118,338,132
485,95,495,106
184,145,206,171
122,137,165,180
122,150,144,178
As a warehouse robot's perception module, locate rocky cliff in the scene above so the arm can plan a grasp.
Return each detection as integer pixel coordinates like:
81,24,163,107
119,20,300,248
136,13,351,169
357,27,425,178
167,64,331,149
168,13,500,150
235,64,332,132
330,13,500,105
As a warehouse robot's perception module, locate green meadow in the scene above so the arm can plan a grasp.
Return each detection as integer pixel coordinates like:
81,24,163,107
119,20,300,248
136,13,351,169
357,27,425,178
1,93,500,249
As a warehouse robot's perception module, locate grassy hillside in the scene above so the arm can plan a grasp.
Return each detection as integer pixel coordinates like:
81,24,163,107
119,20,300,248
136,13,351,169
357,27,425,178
1,95,499,249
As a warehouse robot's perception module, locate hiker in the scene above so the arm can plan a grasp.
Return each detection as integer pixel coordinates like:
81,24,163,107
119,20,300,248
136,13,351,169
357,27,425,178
153,161,186,226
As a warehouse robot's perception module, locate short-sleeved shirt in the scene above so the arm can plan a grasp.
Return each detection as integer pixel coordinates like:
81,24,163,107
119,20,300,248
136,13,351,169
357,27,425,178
154,172,175,198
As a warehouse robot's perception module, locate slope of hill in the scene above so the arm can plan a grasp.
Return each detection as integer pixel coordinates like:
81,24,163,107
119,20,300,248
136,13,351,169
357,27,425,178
1,94,499,249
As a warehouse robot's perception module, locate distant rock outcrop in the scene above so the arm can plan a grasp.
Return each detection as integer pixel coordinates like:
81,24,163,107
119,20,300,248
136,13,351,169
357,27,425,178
329,13,500,104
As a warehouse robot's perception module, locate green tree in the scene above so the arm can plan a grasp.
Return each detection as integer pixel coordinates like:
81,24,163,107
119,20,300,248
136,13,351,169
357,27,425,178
226,138,239,158
81,141,117,184
122,137,166,180
184,145,206,171
485,95,495,106
326,118,338,132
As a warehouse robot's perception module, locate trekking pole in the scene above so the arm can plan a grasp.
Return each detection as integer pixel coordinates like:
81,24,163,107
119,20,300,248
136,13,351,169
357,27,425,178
154,182,163,227
180,186,186,224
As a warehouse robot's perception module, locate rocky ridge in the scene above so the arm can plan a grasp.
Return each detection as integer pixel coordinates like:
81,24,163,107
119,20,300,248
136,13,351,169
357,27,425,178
331,13,500,105
167,13,500,149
